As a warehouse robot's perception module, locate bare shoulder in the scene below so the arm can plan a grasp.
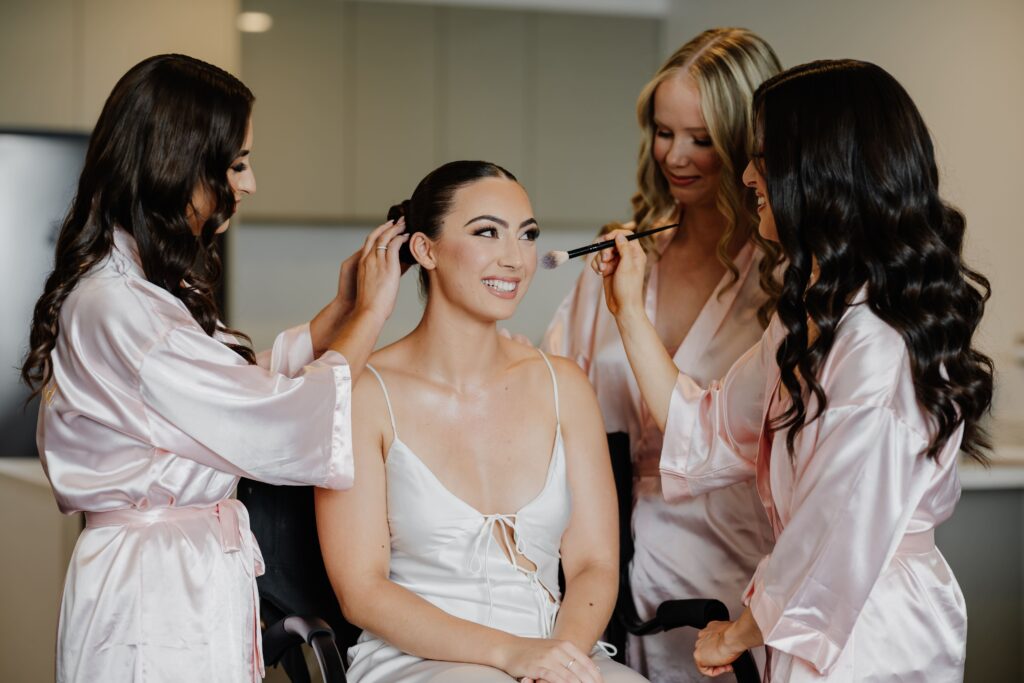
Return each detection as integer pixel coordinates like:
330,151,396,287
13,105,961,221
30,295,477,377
351,362,393,445
534,351,600,422
545,353,592,395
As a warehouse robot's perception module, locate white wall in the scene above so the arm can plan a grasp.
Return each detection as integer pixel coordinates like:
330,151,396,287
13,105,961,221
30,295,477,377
663,0,1024,424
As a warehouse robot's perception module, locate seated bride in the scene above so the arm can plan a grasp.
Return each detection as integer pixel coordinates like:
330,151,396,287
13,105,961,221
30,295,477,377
315,160,649,683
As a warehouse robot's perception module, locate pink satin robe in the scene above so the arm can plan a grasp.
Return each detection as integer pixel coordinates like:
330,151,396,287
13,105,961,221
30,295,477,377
38,229,355,683
544,239,774,682
660,293,966,681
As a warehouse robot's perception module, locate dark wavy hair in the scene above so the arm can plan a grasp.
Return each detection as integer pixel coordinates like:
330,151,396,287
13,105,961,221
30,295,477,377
755,60,993,462
21,53,256,397
387,160,518,296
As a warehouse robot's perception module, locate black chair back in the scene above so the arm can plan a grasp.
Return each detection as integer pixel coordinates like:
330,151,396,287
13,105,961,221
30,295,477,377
238,479,361,682
604,433,760,683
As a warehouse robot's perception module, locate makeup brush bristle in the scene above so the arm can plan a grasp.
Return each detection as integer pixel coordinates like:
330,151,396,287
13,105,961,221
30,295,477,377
541,250,569,270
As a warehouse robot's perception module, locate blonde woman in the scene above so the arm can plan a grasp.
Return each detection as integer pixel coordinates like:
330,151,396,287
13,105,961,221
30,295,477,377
544,28,782,682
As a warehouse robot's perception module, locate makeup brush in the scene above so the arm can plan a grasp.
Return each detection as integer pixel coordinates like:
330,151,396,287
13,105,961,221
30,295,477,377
540,223,679,270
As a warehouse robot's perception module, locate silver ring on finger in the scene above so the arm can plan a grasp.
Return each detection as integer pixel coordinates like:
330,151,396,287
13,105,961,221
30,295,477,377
376,245,388,251
565,658,576,669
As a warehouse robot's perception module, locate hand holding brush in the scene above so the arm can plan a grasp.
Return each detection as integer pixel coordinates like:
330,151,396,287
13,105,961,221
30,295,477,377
540,223,678,270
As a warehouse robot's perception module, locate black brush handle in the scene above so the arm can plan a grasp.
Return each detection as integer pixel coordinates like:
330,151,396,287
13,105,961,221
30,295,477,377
566,223,678,260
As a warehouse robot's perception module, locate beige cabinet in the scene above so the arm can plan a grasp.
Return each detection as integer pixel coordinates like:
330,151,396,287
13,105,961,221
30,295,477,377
241,0,348,221
531,12,660,225
0,459,81,682
348,2,440,218
0,0,76,129
438,8,530,182
0,0,239,132
240,1,661,228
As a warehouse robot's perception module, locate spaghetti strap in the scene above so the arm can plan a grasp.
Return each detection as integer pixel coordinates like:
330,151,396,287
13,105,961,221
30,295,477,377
365,364,398,441
536,350,560,427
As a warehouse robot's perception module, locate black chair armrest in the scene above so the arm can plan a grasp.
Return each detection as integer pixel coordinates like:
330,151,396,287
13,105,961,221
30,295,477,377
263,615,347,683
627,599,760,683
653,598,730,632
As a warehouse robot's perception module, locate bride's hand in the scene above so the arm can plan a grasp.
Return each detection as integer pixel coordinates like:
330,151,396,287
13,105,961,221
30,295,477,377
498,637,603,683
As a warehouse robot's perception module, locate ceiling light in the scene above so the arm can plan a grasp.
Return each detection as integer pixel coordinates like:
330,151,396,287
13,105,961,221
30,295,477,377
237,12,273,33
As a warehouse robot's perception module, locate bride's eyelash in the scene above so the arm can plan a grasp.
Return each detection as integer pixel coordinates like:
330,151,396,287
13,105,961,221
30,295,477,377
521,228,540,241
472,226,499,238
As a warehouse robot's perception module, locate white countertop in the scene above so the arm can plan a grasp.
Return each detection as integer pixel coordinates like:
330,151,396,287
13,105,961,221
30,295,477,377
0,456,50,488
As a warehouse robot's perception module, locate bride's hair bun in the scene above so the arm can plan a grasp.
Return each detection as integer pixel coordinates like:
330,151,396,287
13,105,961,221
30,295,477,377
386,199,412,225
386,199,415,264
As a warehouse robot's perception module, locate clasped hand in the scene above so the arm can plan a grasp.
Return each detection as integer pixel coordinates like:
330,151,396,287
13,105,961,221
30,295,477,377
694,620,744,677
500,637,604,683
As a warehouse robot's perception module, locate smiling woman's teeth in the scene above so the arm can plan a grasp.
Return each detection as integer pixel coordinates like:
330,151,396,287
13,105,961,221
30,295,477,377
757,195,766,208
483,279,516,292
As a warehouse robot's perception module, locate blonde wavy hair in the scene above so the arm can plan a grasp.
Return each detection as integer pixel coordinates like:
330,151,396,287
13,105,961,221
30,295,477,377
605,27,783,325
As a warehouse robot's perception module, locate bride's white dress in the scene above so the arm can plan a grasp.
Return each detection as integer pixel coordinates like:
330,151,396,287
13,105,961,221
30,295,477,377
345,352,648,682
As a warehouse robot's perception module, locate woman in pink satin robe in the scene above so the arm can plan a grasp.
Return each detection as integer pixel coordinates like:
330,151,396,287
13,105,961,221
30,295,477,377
593,60,994,681
20,54,408,682
544,28,782,682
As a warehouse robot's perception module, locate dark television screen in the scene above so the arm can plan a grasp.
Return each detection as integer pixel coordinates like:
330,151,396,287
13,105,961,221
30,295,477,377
0,131,88,458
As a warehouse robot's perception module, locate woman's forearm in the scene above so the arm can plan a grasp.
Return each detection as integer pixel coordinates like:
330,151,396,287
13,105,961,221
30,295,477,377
343,575,516,669
309,297,348,357
614,307,681,432
552,562,618,655
323,308,387,379
725,608,765,652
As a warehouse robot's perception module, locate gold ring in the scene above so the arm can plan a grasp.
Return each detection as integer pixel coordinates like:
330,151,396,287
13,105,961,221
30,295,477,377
566,658,576,669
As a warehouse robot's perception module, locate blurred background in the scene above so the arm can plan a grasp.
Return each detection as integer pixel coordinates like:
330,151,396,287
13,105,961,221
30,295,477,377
1,0,1022,680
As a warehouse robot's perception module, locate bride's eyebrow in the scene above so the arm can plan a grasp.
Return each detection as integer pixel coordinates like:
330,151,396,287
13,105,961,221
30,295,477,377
464,215,507,228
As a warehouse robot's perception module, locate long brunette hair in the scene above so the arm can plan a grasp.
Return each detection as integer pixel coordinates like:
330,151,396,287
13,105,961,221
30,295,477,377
756,60,993,462
22,54,256,396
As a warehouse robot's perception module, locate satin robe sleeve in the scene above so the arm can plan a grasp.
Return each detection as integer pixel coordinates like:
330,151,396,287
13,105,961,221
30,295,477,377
255,323,315,377
138,322,354,489
542,265,602,371
744,404,931,675
659,318,779,502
